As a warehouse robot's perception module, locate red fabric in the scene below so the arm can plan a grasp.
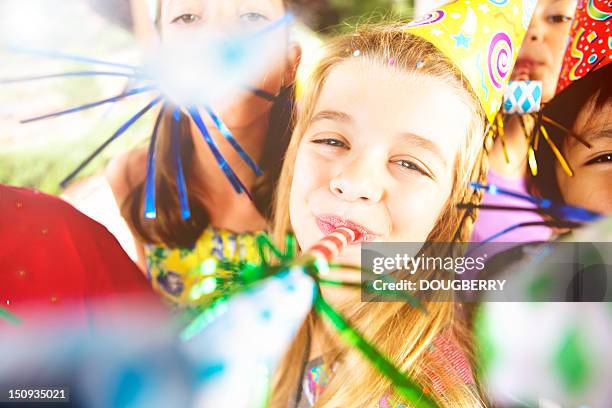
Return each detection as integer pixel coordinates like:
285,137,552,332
0,184,159,328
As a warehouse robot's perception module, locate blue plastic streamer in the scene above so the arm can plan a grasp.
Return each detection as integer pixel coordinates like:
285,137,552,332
171,109,191,220
187,107,252,200
0,71,142,84
470,220,579,249
5,45,141,71
60,96,163,188
470,182,602,223
471,182,548,206
203,106,263,176
144,105,166,219
21,85,157,123
245,86,278,102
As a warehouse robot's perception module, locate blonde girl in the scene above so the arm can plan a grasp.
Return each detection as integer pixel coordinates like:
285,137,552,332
270,24,489,407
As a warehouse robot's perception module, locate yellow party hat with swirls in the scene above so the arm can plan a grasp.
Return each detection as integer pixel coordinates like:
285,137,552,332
403,0,537,123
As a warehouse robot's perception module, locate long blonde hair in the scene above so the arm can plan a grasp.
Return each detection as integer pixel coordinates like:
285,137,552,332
271,24,489,407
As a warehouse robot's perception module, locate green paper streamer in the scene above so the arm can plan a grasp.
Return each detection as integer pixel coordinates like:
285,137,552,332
179,232,433,407
0,307,21,325
314,295,439,408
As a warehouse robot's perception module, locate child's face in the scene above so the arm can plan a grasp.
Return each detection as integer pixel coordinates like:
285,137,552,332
289,59,472,265
160,0,286,37
159,0,295,127
555,100,612,214
512,0,576,101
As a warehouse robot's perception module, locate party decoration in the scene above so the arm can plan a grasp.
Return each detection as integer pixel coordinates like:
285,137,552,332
1,13,294,220
474,217,612,406
179,229,434,407
0,307,21,325
463,182,602,244
476,302,612,407
529,0,611,176
471,182,602,223
502,80,542,115
182,267,316,408
402,0,537,122
556,0,612,94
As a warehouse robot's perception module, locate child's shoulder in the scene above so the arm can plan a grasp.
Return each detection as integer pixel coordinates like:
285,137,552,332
105,147,148,206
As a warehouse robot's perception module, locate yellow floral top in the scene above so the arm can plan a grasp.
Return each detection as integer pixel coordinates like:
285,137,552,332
144,226,264,309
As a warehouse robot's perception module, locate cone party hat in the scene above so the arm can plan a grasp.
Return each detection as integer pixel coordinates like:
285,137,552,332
556,0,611,95
402,0,537,123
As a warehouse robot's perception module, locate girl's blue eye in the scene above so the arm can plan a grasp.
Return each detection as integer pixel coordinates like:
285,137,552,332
312,138,348,148
585,153,612,165
172,14,201,25
240,12,269,24
546,15,572,24
394,160,428,176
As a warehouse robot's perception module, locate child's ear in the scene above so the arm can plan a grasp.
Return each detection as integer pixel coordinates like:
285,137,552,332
283,43,303,85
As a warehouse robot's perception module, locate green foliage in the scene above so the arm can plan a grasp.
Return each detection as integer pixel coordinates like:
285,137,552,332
0,111,150,195
329,0,414,32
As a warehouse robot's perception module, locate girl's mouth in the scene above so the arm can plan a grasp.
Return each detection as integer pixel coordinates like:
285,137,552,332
513,58,544,80
315,215,379,244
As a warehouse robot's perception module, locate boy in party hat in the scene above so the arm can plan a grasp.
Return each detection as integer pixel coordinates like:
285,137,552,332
532,0,611,215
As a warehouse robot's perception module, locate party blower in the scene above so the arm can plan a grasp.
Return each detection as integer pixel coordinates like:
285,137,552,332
181,226,436,407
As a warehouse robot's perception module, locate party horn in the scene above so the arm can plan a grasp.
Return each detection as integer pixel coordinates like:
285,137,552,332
503,80,542,115
306,227,358,262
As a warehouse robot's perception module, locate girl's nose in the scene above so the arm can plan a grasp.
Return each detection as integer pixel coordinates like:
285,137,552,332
525,20,543,43
329,158,384,203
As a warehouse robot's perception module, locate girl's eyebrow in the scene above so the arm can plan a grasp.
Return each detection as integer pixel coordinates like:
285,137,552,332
165,0,201,12
399,132,447,168
310,109,353,125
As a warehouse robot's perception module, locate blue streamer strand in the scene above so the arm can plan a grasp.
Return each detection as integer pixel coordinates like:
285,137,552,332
471,182,548,206
21,85,156,123
5,45,141,71
246,86,278,102
0,71,142,84
470,182,601,223
171,109,191,220
204,106,263,176
469,220,580,252
144,105,166,219
187,108,252,200
60,96,163,188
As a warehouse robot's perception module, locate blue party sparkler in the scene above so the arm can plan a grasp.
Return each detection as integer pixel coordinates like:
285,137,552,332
2,13,295,220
